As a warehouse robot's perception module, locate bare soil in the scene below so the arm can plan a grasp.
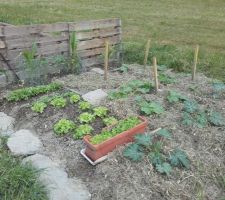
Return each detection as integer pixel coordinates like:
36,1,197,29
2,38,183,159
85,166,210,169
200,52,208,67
0,65,224,200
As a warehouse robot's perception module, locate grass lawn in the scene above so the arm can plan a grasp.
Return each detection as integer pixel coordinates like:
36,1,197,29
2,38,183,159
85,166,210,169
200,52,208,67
0,137,48,200
0,0,225,81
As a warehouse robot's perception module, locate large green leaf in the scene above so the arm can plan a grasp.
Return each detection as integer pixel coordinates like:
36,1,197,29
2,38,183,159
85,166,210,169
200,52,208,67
134,134,152,147
208,111,225,126
169,149,190,169
156,163,172,175
140,101,164,115
123,144,144,161
156,129,172,140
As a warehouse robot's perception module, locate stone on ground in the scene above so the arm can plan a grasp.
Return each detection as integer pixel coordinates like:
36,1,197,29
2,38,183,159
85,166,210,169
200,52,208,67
23,154,91,200
91,68,104,75
7,129,42,155
82,89,107,106
0,112,15,136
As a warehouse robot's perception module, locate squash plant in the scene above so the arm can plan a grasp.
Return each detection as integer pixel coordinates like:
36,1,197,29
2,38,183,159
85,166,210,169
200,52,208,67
123,129,190,176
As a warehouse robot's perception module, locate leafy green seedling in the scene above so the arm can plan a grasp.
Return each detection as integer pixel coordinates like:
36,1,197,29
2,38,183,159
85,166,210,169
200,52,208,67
208,111,225,126
167,90,187,103
134,134,152,146
78,112,95,123
139,101,164,116
31,102,47,113
54,119,75,135
7,82,62,102
103,117,118,126
79,101,91,110
156,129,172,140
159,73,176,85
70,94,80,104
183,100,199,113
169,148,190,169
50,97,67,108
73,124,93,139
90,117,141,144
123,143,144,161
93,106,108,118
156,162,172,176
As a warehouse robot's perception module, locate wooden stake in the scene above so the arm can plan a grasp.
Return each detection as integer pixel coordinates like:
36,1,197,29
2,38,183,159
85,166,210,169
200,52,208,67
192,45,199,81
153,57,159,93
144,39,151,68
104,40,109,80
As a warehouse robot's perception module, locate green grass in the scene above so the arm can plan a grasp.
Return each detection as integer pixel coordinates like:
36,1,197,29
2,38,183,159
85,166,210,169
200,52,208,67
0,0,225,81
0,137,48,200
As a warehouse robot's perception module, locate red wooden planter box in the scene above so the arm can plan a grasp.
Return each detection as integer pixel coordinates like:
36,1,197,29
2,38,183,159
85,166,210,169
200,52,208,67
83,116,148,161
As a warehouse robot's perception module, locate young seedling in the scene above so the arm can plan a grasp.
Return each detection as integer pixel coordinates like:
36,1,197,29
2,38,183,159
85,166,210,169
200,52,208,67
73,124,93,139
53,119,75,135
79,101,91,110
31,102,47,113
50,97,67,108
103,117,118,126
70,94,81,104
93,106,108,118
78,112,95,123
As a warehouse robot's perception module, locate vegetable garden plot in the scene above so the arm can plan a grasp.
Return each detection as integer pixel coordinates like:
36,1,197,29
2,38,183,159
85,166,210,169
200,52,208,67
0,64,225,200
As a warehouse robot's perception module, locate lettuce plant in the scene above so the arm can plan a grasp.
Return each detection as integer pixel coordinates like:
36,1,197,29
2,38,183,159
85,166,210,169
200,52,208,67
73,124,93,139
53,119,75,135
70,94,80,104
103,117,118,126
50,97,67,108
93,106,108,118
78,101,91,110
31,102,47,113
78,112,95,123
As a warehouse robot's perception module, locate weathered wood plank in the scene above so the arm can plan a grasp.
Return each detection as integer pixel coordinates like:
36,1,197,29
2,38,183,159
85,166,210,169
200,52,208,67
69,18,121,31
4,23,68,37
77,35,121,50
0,39,6,49
6,34,69,50
7,41,69,61
76,27,121,41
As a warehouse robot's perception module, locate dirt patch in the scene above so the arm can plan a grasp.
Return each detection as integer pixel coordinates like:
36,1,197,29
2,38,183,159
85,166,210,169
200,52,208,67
0,65,224,200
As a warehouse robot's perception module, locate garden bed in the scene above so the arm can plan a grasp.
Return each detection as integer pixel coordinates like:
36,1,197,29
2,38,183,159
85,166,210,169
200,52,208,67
0,64,224,200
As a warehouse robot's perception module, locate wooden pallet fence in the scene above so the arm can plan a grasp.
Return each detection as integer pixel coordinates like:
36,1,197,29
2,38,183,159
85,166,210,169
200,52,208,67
0,18,122,85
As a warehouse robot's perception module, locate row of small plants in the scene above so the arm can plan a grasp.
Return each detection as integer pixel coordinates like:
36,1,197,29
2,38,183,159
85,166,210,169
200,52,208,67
123,129,190,176
129,89,225,128
6,82,62,102
108,74,176,100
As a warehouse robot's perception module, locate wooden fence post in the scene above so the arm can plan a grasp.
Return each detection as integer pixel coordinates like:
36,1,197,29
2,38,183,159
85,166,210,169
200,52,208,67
104,40,109,80
144,39,151,69
153,57,159,93
192,45,199,81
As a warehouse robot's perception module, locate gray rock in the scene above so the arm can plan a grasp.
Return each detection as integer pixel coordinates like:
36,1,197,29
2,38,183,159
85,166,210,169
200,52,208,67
0,112,15,136
0,74,7,88
23,154,91,200
7,129,42,155
82,89,107,106
91,68,104,75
